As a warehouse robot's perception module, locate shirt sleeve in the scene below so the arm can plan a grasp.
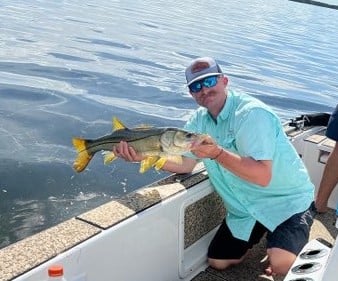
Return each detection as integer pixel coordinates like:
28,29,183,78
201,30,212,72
184,113,199,132
235,108,278,160
326,104,338,141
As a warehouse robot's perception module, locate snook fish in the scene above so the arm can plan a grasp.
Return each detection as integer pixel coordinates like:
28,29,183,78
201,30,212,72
72,117,207,173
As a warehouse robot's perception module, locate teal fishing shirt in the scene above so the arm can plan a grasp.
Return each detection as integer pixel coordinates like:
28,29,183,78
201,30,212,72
184,90,314,241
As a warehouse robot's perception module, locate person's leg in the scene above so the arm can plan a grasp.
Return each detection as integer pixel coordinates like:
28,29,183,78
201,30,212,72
208,255,246,270
208,220,267,270
265,248,296,276
266,202,316,276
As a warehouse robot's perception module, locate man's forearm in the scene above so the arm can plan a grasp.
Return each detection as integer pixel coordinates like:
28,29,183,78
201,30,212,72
161,157,197,174
317,143,338,204
213,148,272,187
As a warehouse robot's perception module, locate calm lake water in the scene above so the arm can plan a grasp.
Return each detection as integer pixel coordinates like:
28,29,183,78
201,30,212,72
0,0,337,249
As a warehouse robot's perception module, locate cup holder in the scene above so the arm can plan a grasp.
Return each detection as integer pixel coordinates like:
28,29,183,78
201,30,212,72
300,248,328,260
291,262,321,274
288,278,314,281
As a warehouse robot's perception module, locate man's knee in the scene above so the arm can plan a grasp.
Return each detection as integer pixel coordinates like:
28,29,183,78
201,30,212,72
267,247,296,275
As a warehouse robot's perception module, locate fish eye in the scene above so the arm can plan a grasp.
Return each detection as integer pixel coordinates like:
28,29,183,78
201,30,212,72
186,133,193,138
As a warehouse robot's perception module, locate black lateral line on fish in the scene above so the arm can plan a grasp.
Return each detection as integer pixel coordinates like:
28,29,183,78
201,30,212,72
84,135,163,151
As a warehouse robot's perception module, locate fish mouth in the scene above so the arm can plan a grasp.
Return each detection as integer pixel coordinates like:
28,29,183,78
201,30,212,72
190,135,208,148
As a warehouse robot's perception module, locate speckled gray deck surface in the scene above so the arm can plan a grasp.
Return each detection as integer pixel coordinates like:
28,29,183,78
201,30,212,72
0,219,100,281
191,210,338,281
184,192,225,249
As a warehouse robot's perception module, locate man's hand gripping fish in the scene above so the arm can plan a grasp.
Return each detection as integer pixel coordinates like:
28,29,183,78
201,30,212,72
72,117,207,173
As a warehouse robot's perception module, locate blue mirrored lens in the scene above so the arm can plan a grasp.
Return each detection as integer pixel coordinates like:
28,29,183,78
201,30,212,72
189,82,202,93
189,76,218,93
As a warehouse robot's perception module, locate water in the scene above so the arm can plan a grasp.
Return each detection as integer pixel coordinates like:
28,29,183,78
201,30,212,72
0,0,337,249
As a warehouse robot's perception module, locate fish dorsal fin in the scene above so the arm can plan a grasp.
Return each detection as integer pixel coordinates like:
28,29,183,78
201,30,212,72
134,124,153,130
112,117,127,131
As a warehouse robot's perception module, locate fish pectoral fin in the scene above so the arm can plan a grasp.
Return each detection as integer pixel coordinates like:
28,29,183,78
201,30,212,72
139,156,159,173
103,151,117,165
153,157,167,170
72,138,92,172
165,155,183,165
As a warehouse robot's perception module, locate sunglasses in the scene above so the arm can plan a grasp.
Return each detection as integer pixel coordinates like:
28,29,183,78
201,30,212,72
188,75,219,93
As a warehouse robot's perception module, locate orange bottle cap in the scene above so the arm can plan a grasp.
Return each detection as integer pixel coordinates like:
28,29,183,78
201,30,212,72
48,265,64,277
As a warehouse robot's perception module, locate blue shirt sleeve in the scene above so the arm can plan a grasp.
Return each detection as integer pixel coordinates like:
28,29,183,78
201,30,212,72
326,104,338,141
235,108,278,160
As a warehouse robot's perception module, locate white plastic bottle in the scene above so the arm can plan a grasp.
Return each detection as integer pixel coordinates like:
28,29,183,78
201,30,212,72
48,265,67,281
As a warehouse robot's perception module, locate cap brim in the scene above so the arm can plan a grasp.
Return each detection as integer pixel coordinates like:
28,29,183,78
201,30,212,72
187,72,222,86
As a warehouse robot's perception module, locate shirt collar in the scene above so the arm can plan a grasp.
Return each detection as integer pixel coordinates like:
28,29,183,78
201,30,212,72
208,89,233,123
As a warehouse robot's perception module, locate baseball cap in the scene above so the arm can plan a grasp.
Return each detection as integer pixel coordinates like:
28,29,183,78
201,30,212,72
185,57,223,86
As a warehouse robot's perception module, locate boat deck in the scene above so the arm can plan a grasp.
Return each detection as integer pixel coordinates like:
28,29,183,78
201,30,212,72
191,209,337,281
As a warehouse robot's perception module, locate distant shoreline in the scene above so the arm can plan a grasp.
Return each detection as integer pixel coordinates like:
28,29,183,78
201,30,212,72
290,0,338,10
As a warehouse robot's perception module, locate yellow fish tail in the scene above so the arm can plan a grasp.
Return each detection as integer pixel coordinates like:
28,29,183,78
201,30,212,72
72,138,93,172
